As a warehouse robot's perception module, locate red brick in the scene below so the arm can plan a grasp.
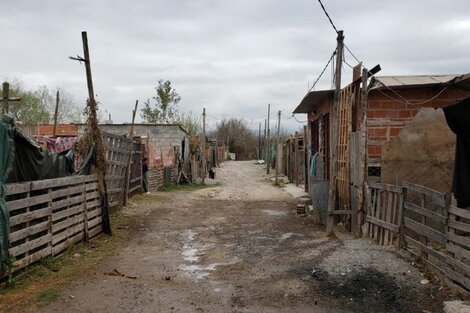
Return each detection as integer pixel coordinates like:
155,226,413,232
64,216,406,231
381,102,395,109
375,110,386,118
398,110,412,118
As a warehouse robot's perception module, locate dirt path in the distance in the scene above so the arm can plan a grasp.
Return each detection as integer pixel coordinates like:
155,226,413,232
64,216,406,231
25,161,453,313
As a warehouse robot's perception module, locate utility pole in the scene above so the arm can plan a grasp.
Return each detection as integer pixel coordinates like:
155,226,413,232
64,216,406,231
357,67,369,236
258,122,261,160
266,104,271,174
303,124,308,192
124,100,139,206
263,119,267,161
275,110,281,184
53,90,60,137
326,30,345,237
1,82,21,115
202,108,206,183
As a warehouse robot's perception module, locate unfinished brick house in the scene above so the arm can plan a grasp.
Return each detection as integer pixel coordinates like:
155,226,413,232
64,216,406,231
293,73,470,223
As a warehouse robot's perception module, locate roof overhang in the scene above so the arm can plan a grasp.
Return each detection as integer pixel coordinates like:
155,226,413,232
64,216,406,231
293,89,334,114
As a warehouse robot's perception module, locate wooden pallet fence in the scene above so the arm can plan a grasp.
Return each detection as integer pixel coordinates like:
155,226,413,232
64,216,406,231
365,181,404,246
402,181,448,273
129,139,143,195
4,175,101,276
446,201,470,290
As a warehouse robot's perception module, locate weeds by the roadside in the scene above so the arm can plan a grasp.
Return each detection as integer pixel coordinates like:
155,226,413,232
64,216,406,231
0,211,133,312
273,180,286,188
158,183,219,193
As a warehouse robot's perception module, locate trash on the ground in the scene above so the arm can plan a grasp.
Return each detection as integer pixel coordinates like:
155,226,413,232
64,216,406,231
420,279,429,285
165,275,171,281
73,253,81,258
104,269,137,279
443,300,470,313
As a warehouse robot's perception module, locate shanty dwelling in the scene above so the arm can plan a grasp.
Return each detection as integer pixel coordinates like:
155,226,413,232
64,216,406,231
293,72,470,292
78,123,190,190
294,73,470,226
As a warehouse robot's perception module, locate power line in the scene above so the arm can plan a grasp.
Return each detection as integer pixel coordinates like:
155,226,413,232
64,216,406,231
308,50,336,93
316,0,339,33
375,83,451,106
344,44,361,64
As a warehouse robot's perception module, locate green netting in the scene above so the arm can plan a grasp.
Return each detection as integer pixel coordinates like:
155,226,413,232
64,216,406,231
0,115,14,271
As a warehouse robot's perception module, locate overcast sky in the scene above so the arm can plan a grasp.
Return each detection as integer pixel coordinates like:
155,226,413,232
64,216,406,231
2,0,470,131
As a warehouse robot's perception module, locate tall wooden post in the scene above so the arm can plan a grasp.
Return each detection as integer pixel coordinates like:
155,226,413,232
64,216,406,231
202,108,206,183
263,119,267,161
124,100,139,205
326,30,345,237
266,104,271,174
275,110,281,184
357,67,369,236
303,125,309,192
1,82,21,115
294,131,299,186
53,90,60,137
258,122,261,160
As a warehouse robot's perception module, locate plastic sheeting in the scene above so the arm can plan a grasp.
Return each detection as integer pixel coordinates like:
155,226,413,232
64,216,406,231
444,97,470,208
0,116,14,271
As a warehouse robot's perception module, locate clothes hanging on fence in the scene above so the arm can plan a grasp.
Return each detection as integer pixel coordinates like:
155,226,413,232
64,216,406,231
443,97,470,208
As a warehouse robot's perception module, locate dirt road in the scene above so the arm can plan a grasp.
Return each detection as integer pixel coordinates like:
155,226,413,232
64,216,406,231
30,161,451,312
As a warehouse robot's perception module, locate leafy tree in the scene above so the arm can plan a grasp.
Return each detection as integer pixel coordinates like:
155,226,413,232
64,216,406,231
178,112,200,136
141,80,181,123
1,80,82,124
210,118,258,160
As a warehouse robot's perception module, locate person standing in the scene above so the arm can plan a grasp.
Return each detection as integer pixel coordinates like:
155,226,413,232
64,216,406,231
142,157,150,194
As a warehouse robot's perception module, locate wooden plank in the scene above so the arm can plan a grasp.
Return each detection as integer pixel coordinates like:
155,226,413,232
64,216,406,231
449,206,470,220
130,177,141,184
87,208,102,220
7,193,51,211
447,256,470,276
85,182,99,191
368,181,403,194
51,194,85,212
447,243,470,261
446,267,470,291
88,216,102,228
5,182,31,196
404,202,447,224
12,246,52,271
10,233,51,257
404,217,446,244
402,181,446,207
9,220,50,242
129,184,141,193
107,188,124,195
50,184,85,199
404,235,446,263
86,199,101,210
88,225,102,239
30,175,96,190
52,214,85,233
52,223,83,245
52,204,84,222
10,207,51,227
365,216,399,232
85,191,100,201
447,232,470,249
52,231,84,255
448,219,470,233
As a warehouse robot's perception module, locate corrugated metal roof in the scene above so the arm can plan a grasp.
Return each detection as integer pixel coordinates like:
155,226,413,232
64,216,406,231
371,74,459,89
293,89,334,114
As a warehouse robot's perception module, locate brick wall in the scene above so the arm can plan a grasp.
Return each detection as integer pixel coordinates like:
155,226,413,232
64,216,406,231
366,86,470,163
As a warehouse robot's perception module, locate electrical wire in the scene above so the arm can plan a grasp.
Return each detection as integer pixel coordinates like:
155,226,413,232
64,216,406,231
316,0,339,34
344,44,361,64
375,84,451,106
308,50,336,93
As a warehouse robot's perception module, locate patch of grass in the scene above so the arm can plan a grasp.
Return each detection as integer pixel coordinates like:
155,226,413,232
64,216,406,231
273,180,286,188
36,288,58,307
0,211,133,312
158,182,219,193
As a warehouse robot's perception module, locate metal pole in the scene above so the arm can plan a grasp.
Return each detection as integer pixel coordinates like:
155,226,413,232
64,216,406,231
53,90,60,137
202,108,206,183
266,104,271,174
275,110,281,184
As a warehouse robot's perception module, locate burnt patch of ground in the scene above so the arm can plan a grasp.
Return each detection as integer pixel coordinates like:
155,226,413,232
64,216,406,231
306,266,443,313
